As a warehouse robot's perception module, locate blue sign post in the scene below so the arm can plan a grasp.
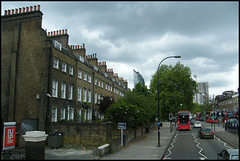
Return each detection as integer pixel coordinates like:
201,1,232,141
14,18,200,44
118,123,126,146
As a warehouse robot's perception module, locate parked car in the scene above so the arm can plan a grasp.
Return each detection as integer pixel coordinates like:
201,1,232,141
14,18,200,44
217,149,239,160
194,121,201,128
198,128,214,139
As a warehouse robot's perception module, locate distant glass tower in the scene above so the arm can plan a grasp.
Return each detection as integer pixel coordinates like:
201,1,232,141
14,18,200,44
133,69,145,87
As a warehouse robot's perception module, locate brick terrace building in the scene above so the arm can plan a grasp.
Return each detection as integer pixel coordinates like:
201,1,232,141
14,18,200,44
1,5,128,131
215,90,239,112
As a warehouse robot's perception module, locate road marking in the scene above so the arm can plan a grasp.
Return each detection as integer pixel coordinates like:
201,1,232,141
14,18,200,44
216,137,232,149
192,133,208,160
163,131,178,159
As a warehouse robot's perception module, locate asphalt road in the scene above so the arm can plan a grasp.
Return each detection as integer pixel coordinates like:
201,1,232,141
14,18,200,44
163,122,234,160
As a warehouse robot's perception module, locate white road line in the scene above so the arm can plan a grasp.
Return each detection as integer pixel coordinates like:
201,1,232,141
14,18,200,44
192,133,208,160
163,131,178,159
216,137,232,149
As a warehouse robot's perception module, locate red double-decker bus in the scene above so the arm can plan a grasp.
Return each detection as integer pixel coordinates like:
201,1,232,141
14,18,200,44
177,111,191,130
205,111,218,123
195,112,201,120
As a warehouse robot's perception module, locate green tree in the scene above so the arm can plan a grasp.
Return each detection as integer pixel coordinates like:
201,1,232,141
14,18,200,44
105,83,157,129
150,62,197,120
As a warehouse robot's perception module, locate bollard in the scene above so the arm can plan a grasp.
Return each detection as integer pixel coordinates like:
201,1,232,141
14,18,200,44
23,131,48,160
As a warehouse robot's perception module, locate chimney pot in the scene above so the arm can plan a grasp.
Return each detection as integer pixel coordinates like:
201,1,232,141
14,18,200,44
37,5,40,11
95,53,97,58
83,43,85,48
59,30,61,34
48,32,50,36
81,45,82,48
65,29,67,34
56,30,58,35
5,10,7,15
19,8,22,13
8,10,10,15
26,7,29,12
51,31,53,36
34,5,36,11
23,7,25,13
53,31,55,36
78,45,79,49
15,8,18,14
30,6,33,11
62,29,64,34
12,9,14,14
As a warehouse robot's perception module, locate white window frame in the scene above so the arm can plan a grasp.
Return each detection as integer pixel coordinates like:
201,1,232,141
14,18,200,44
78,69,82,79
84,109,87,120
61,82,66,99
62,62,67,72
67,106,74,120
69,65,73,75
68,84,73,100
78,109,82,122
83,73,87,81
52,80,58,98
60,107,65,120
88,90,91,103
94,93,97,104
88,75,91,83
78,87,82,102
88,108,92,120
95,79,97,86
53,57,59,69
98,94,101,104
83,88,87,102
51,107,57,122
98,80,101,87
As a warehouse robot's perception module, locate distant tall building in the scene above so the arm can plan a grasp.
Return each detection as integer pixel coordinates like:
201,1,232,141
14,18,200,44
193,82,209,105
133,69,145,87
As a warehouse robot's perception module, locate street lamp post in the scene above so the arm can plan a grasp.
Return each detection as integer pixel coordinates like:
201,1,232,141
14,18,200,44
157,56,181,147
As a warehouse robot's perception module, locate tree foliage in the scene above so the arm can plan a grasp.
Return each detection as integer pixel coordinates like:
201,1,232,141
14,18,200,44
105,83,157,129
150,62,197,120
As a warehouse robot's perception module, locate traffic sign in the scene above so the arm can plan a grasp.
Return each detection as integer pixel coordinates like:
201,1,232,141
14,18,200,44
118,123,126,130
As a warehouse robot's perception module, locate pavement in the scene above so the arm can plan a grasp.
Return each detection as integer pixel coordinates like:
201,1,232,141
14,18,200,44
100,122,177,160
2,121,238,160
44,122,177,160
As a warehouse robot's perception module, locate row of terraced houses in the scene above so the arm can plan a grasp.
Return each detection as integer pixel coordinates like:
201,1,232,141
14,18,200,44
1,5,128,132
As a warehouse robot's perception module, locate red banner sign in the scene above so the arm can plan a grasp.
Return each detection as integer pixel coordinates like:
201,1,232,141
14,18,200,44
3,122,16,150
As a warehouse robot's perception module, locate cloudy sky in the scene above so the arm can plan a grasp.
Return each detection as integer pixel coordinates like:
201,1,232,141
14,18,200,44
2,1,239,97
